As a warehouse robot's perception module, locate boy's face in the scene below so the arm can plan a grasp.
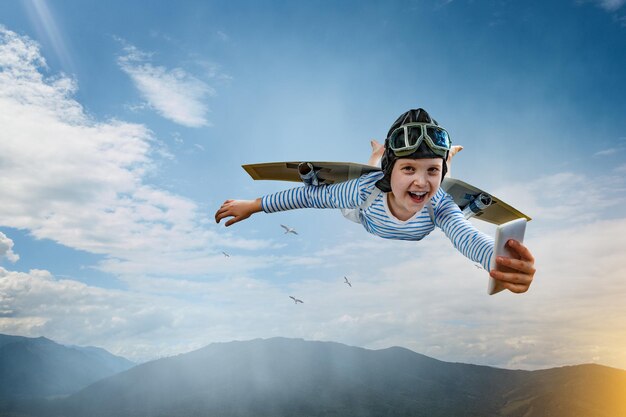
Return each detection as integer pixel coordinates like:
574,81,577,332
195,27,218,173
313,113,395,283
387,157,443,220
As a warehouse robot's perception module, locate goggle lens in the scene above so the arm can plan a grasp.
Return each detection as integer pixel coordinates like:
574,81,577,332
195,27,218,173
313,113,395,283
389,128,408,151
426,126,450,148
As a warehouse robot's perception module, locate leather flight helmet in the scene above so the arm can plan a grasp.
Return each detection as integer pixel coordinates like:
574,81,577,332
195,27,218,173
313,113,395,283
376,108,449,192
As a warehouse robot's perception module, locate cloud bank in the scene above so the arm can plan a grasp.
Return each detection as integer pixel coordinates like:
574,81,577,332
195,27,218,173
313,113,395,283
2,207,626,368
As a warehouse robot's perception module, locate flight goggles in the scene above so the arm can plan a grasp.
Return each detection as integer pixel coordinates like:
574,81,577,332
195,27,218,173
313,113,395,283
387,122,451,158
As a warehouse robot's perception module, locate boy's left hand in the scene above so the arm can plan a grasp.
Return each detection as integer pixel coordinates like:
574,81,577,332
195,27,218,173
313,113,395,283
447,145,463,166
489,239,536,293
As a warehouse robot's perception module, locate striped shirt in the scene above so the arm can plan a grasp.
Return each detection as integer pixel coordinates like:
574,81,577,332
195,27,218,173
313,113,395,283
261,171,494,270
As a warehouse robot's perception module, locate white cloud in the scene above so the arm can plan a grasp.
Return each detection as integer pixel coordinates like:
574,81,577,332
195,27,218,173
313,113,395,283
0,265,316,361
594,0,626,11
594,148,618,156
594,139,626,157
117,42,214,128
0,26,273,283
487,171,626,227
436,0,454,7
216,30,229,42
0,266,223,360
0,232,19,263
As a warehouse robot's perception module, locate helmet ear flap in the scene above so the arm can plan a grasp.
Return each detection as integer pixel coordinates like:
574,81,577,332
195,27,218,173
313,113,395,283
376,140,394,192
380,139,390,172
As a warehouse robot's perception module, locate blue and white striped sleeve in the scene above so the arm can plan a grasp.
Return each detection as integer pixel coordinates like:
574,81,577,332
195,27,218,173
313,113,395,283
434,192,495,271
261,172,380,213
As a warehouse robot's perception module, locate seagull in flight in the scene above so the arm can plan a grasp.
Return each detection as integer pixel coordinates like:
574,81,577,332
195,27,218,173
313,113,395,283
289,296,303,304
222,251,230,257
281,224,298,235
344,276,352,287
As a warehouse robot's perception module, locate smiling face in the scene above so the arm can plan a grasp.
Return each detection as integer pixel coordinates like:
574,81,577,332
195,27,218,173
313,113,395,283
387,157,443,221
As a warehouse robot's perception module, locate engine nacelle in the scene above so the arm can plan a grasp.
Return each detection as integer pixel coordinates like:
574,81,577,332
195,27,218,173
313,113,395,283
298,162,320,186
462,192,492,219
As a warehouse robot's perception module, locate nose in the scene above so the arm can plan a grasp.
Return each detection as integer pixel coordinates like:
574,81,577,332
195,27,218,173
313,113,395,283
412,172,427,187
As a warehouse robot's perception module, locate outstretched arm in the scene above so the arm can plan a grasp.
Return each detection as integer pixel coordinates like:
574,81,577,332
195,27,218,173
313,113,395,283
489,239,536,294
215,198,262,227
216,173,369,227
436,194,494,270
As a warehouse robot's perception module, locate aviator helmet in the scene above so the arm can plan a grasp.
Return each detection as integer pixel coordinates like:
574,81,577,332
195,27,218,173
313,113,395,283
376,108,451,192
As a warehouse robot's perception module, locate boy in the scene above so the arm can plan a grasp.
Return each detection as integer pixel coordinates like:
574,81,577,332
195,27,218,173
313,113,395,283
215,109,535,293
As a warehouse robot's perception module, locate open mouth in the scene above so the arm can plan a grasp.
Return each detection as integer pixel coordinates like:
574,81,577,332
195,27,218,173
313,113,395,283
408,191,428,203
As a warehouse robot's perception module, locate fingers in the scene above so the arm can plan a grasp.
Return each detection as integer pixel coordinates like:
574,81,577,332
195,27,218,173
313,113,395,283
490,248,536,294
214,205,228,223
495,254,536,275
506,239,535,263
215,211,227,224
215,200,253,227
215,211,237,226
490,268,532,289
224,216,241,227
499,281,531,294
447,145,463,160
214,200,235,224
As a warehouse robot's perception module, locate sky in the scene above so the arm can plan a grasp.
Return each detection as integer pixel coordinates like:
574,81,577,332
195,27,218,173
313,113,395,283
0,0,625,370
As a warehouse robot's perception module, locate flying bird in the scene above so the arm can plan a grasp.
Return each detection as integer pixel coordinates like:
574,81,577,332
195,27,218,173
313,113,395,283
289,296,303,304
344,276,352,287
281,224,298,235
222,251,230,257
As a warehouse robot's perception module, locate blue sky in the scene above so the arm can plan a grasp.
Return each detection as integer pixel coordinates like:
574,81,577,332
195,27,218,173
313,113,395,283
1,0,626,369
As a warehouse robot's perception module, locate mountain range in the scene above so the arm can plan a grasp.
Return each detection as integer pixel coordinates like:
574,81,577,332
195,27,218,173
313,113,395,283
2,335,625,417
0,333,134,403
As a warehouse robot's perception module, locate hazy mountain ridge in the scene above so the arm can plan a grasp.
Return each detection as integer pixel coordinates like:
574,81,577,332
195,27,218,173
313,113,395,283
39,338,626,417
0,333,134,402
2,336,625,417
63,339,516,416
499,363,626,417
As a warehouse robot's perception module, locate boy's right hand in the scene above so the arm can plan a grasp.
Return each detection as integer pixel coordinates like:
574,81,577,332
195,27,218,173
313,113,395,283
215,198,262,227
447,145,463,165
367,139,385,167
